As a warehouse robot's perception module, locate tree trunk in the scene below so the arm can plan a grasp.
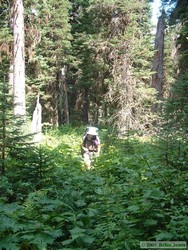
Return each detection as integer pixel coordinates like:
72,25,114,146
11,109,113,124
152,12,165,112
13,0,26,116
82,88,89,123
31,93,42,143
62,67,69,125
57,66,69,125
1,82,6,176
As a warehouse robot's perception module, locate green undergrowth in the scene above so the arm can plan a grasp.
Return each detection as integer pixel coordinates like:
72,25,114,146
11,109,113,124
0,126,187,250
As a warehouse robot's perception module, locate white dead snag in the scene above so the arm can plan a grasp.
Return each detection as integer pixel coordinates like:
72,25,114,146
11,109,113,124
13,0,26,116
31,93,42,142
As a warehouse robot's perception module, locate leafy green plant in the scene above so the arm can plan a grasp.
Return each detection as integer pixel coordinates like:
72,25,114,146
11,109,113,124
0,126,187,249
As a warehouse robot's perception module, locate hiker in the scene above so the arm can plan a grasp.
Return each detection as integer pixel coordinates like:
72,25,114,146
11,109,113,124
82,127,101,169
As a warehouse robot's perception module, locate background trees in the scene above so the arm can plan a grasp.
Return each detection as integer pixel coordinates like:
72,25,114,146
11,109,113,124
164,0,188,132
69,0,156,131
0,0,188,162
24,0,72,125
1,0,187,156
1,0,158,131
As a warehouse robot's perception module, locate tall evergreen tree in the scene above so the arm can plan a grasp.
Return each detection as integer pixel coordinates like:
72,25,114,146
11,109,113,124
0,0,161,131
0,75,10,175
70,0,156,132
0,60,31,176
162,0,188,132
24,0,72,126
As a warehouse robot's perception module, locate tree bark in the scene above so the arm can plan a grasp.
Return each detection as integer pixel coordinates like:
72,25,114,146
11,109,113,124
62,67,69,124
82,88,89,123
13,0,26,116
57,66,69,125
152,13,165,112
31,93,42,142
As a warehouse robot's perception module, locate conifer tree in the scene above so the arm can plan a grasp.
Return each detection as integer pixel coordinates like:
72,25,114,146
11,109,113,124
24,0,72,126
70,0,156,132
0,59,28,176
0,0,161,131
0,77,9,175
162,0,188,132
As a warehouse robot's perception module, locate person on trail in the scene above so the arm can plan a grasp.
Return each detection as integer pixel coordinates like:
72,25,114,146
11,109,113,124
82,127,101,170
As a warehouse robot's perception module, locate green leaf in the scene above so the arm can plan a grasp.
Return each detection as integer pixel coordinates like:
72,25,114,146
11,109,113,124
94,187,104,195
124,241,131,250
127,205,140,212
0,235,20,250
74,199,87,207
144,219,158,226
82,235,95,244
70,226,85,240
155,231,174,240
0,215,24,232
20,229,62,248
61,239,75,246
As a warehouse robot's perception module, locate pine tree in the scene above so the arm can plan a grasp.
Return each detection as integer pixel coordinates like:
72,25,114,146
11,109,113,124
24,0,72,126
1,0,161,131
70,0,156,132
162,0,188,133
0,59,28,176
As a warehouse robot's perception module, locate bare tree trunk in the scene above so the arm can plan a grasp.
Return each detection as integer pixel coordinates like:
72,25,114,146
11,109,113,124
1,81,6,175
13,0,26,116
31,93,42,142
152,12,165,112
62,67,69,125
57,66,69,125
82,88,89,123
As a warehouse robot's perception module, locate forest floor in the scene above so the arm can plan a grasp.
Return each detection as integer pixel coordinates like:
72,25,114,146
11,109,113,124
0,125,187,250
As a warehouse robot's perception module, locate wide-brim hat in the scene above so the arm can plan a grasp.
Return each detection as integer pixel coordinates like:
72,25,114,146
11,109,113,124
86,127,98,136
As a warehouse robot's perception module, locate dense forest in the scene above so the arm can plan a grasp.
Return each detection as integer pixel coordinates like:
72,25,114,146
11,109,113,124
0,0,188,249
